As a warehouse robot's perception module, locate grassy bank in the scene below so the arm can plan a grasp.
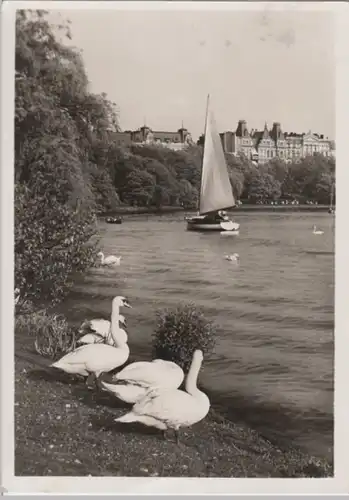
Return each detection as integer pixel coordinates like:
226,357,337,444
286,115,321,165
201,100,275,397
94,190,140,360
15,335,332,478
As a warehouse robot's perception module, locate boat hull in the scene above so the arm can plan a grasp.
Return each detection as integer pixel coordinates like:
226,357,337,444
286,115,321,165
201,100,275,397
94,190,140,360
186,216,240,232
105,217,122,224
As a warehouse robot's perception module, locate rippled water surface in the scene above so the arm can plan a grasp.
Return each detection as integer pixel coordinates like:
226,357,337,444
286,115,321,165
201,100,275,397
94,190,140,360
61,212,334,459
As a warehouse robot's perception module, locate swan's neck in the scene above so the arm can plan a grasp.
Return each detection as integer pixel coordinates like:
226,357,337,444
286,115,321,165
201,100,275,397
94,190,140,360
100,253,104,263
110,307,128,348
185,354,203,397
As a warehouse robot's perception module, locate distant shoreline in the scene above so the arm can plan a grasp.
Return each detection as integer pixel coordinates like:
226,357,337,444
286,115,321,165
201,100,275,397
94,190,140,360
102,204,334,216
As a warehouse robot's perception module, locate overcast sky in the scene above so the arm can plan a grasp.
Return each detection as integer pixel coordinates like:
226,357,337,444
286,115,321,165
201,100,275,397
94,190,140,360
53,8,334,140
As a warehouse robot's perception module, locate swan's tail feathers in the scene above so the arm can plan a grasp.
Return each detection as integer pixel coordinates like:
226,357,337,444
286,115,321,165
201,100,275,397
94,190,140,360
115,413,167,430
115,412,138,423
51,361,62,369
51,358,68,370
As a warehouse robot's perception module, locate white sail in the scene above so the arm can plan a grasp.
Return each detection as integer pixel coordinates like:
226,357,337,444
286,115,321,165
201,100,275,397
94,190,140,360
199,99,235,215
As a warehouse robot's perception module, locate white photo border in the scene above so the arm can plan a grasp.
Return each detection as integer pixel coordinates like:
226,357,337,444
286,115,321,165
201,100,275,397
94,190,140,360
1,0,348,495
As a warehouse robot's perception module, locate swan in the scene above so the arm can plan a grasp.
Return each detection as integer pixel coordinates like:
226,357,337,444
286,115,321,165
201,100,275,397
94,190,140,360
14,288,20,305
77,315,127,345
115,350,210,443
225,253,239,262
98,252,121,266
312,225,324,235
51,296,131,386
100,359,184,404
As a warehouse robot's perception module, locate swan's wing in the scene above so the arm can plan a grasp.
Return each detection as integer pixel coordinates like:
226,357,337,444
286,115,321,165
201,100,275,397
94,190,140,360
115,362,183,388
56,343,105,364
115,362,158,385
91,320,110,337
78,333,104,344
133,390,199,425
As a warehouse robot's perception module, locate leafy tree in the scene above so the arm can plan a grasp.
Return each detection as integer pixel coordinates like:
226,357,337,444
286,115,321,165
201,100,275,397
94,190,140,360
178,179,198,208
248,171,282,202
228,170,244,200
15,184,96,308
15,10,113,309
123,169,156,206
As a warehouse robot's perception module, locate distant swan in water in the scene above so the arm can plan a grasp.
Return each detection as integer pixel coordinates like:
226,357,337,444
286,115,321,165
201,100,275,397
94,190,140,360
312,225,324,235
115,350,210,443
98,252,121,266
225,253,239,262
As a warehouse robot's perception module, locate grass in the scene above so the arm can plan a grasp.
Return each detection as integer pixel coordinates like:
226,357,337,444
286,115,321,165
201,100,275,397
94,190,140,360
15,345,333,478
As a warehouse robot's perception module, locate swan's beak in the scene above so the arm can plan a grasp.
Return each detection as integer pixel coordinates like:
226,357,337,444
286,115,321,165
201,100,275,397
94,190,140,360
124,300,132,308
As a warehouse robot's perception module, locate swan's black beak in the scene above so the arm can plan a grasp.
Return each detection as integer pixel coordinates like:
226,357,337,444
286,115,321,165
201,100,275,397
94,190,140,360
124,300,132,309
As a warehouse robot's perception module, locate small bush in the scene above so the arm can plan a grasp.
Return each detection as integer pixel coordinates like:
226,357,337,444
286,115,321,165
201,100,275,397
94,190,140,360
15,310,77,359
152,303,216,372
15,183,97,308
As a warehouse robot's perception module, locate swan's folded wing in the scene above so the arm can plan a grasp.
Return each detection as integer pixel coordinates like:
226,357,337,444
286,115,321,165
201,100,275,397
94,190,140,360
57,343,104,364
133,389,194,423
116,362,184,388
90,319,110,336
114,362,157,384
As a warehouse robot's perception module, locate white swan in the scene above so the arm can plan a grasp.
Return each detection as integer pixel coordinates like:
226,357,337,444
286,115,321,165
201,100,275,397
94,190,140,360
51,296,131,386
77,315,127,345
115,350,210,443
312,225,324,235
225,253,239,262
101,359,184,404
98,251,121,266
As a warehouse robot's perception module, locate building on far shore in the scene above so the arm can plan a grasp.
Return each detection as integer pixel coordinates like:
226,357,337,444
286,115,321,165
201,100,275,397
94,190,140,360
112,125,194,151
219,120,335,164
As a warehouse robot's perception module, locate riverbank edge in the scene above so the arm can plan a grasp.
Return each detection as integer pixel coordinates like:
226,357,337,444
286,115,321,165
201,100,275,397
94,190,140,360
102,204,334,216
14,335,333,478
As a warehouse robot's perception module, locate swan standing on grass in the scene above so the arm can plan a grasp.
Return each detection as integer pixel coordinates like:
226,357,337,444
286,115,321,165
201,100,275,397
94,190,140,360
312,225,324,235
98,252,121,267
100,359,185,404
51,296,131,387
115,350,210,443
77,315,127,345
225,253,239,262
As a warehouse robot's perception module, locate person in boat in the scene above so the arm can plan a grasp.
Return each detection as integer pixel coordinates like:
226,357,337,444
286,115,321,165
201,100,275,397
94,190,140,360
199,210,228,224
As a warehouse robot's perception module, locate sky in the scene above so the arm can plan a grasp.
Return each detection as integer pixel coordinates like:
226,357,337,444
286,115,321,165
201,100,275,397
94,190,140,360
52,7,334,141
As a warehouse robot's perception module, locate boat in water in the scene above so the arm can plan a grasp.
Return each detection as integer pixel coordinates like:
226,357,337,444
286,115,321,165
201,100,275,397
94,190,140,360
186,95,240,233
105,216,122,224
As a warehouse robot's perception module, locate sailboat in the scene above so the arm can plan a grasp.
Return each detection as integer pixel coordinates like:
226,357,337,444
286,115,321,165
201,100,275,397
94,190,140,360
186,95,240,233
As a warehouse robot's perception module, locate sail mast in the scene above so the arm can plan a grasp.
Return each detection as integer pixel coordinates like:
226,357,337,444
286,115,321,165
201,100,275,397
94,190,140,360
197,94,210,213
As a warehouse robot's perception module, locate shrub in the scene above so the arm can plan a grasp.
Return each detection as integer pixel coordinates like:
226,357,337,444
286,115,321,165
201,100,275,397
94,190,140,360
15,183,97,308
15,310,77,359
152,303,216,373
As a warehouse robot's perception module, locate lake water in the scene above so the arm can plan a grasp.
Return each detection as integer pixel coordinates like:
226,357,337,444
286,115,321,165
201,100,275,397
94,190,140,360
60,211,334,460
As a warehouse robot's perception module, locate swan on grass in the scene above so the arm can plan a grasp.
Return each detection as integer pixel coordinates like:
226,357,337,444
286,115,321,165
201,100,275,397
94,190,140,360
115,350,210,443
101,359,184,404
98,252,121,267
312,225,324,235
51,296,131,387
225,253,239,262
77,314,127,345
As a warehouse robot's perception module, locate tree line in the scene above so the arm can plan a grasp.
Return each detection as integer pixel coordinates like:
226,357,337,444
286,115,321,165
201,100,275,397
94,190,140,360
15,10,335,308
